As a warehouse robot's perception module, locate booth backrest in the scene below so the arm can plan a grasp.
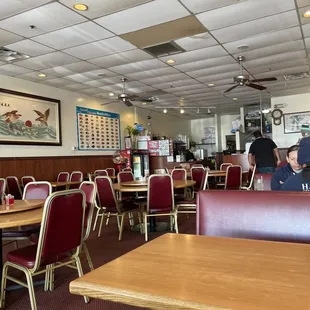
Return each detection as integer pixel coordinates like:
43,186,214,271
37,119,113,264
197,190,310,243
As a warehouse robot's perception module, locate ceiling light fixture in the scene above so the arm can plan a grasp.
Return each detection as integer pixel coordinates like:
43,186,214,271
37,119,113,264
207,108,211,114
197,108,200,114
262,109,271,114
166,59,176,64
73,3,88,11
208,83,215,87
163,108,167,113
303,10,310,18
38,73,46,78
180,108,185,114
237,44,250,51
232,98,238,101
109,92,114,96
142,102,147,105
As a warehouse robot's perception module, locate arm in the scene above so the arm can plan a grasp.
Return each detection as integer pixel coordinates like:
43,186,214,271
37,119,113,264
248,153,255,171
271,169,283,191
273,147,281,167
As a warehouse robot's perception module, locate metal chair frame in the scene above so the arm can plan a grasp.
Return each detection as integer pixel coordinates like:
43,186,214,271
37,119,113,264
241,165,256,190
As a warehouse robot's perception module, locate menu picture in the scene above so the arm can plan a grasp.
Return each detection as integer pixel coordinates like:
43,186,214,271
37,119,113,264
76,106,120,150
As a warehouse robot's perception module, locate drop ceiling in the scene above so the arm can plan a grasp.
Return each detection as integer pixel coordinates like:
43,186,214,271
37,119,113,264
0,0,310,118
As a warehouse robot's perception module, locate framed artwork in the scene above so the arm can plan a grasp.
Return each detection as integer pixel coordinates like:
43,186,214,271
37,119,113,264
283,111,310,134
0,88,61,146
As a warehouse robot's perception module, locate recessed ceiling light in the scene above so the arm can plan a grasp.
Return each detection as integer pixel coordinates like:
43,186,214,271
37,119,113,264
163,108,167,113
180,108,185,114
38,73,46,78
208,83,215,87
166,59,176,64
232,98,238,101
73,3,88,11
142,102,147,105
109,92,114,96
237,44,249,51
304,10,310,18
97,73,106,77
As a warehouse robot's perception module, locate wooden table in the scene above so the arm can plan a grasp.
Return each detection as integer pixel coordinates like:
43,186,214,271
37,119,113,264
113,180,196,192
70,233,310,310
50,181,81,190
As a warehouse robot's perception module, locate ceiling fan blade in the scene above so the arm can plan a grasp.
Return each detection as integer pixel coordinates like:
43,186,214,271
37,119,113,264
251,77,277,83
247,83,266,91
124,100,133,107
224,84,239,93
101,100,118,106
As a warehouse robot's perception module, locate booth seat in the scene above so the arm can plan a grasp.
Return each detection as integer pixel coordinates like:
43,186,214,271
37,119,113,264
197,190,310,243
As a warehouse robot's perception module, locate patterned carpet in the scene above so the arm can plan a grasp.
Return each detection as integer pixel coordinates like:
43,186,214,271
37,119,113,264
2,214,196,309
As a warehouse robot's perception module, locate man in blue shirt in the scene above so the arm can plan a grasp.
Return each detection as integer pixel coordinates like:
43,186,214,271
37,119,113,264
271,145,301,190
281,137,310,191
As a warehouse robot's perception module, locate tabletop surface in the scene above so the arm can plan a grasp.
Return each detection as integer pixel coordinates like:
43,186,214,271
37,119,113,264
0,200,44,229
0,199,44,214
70,233,310,310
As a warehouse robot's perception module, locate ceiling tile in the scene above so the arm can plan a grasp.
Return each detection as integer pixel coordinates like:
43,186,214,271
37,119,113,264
298,6,310,24
180,0,239,14
14,51,80,70
80,88,102,95
127,67,179,80
174,32,218,51
302,23,310,37
211,10,299,43
197,0,295,31
297,0,310,7
94,0,190,34
224,27,302,54
187,63,240,78
59,0,153,19
63,83,90,91
65,73,96,83
0,0,51,20
0,2,86,37
305,36,310,48
41,62,100,77
0,64,32,76
0,29,23,46
196,71,240,83
108,59,167,75
141,73,189,85
32,21,113,49
84,76,124,87
253,65,310,80
4,39,54,57
40,77,73,86
88,49,153,68
160,45,228,64
63,37,135,60
153,79,200,90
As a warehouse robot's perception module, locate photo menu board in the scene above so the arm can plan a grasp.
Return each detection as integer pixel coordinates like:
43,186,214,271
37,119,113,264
76,106,120,150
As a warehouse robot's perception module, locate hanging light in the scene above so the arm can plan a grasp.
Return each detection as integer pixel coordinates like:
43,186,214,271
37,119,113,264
196,108,200,114
180,108,185,114
163,108,167,113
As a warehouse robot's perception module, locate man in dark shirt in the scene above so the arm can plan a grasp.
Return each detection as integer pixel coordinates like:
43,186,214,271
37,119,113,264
248,131,281,173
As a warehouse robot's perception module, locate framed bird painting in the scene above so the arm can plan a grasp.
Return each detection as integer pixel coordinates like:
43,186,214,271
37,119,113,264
0,88,61,146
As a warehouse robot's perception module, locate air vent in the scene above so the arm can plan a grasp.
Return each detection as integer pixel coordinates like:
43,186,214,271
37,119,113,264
143,41,185,58
283,72,310,80
0,48,30,62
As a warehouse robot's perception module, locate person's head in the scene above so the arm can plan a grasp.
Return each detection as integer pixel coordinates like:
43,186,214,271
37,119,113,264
253,131,262,139
286,145,301,171
190,146,196,152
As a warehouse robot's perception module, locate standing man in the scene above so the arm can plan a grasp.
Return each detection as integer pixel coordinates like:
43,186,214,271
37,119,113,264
248,131,281,173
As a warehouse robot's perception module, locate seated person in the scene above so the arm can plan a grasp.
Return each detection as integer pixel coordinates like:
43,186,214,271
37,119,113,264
271,145,301,190
185,146,196,161
281,137,310,191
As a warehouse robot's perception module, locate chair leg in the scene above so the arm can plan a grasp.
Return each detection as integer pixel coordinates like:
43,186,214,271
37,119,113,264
128,212,134,227
83,242,94,271
105,212,110,225
75,256,89,304
174,214,179,234
97,213,105,238
25,269,37,310
44,265,50,292
144,213,148,242
49,264,55,291
116,215,121,231
0,263,9,308
92,209,100,231
118,214,125,241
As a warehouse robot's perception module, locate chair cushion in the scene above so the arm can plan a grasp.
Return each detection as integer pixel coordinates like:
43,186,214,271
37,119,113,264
3,225,40,239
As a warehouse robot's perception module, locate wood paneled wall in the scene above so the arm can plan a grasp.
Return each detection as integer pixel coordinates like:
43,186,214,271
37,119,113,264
0,155,113,181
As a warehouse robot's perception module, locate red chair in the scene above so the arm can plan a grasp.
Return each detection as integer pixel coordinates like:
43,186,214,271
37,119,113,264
254,173,272,191
122,167,132,172
0,178,6,201
143,174,178,242
191,167,205,197
106,168,115,177
6,176,22,199
224,165,242,190
21,176,36,188
95,176,140,240
117,171,136,202
0,189,88,309
56,172,69,182
94,169,108,176
69,171,83,189
192,164,204,168
241,165,256,190
171,168,188,200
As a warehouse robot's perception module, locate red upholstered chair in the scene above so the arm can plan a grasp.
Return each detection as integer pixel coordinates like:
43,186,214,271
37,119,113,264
192,164,204,168
95,176,140,240
224,165,242,190
241,165,256,190
254,173,272,191
6,176,22,200
122,167,132,172
56,172,69,182
143,174,178,242
94,169,108,176
117,171,136,202
106,168,115,177
191,167,205,197
21,176,36,188
69,171,83,189
0,178,6,201
0,189,88,310
171,168,188,200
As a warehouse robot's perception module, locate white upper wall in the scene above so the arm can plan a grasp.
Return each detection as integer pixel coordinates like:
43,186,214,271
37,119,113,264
0,75,190,157
220,114,240,150
271,93,310,148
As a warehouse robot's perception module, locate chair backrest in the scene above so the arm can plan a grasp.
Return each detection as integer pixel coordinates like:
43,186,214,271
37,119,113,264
246,165,256,189
95,176,119,213
147,174,174,213
6,176,22,199
192,164,204,168
117,171,134,183
34,189,85,271
191,167,205,191
69,171,83,189
23,181,52,200
94,169,108,176
202,170,209,190
57,172,69,182
220,163,233,171
21,176,36,188
254,173,272,191
79,181,96,240
224,165,242,190
106,168,115,177
171,168,187,180
0,178,6,200
122,167,132,172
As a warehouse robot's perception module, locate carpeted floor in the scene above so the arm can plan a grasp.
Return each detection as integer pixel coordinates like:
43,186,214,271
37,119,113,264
2,214,196,309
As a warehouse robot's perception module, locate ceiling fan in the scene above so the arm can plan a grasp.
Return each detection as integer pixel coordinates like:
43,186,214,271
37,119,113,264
101,78,156,107
224,56,277,93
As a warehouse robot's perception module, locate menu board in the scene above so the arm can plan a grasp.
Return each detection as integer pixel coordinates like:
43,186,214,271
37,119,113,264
76,106,120,150
148,140,172,156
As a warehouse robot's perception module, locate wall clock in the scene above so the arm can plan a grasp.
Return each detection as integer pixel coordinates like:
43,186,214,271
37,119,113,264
271,108,283,126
